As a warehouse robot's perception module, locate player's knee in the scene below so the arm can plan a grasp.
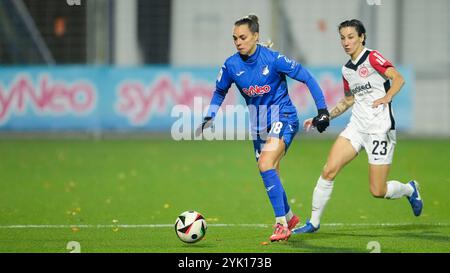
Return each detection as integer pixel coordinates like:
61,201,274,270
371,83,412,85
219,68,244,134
322,164,338,181
258,158,275,173
369,186,386,198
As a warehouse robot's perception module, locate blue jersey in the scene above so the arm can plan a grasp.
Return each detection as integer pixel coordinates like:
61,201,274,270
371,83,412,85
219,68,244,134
206,44,327,132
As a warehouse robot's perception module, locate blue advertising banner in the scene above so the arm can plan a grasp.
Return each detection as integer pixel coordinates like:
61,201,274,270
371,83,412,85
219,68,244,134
0,66,413,133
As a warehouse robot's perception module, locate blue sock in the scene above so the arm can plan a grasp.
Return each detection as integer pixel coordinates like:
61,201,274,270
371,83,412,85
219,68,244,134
260,169,286,217
282,191,291,215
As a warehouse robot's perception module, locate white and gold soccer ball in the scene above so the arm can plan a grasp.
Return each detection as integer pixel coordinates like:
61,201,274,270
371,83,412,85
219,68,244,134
174,210,207,243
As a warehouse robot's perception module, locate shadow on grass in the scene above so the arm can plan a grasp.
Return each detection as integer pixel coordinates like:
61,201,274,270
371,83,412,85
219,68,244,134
288,232,365,253
287,224,450,253
179,242,216,249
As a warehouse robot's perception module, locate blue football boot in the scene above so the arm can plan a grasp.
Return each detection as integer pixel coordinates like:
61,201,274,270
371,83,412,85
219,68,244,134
407,180,423,217
292,220,320,234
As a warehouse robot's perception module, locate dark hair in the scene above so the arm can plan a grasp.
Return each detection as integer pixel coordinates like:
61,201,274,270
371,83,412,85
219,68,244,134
338,19,367,46
234,14,259,34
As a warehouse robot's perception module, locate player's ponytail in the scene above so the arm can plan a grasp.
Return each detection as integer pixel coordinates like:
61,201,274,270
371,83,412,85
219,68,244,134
338,19,367,46
259,39,274,49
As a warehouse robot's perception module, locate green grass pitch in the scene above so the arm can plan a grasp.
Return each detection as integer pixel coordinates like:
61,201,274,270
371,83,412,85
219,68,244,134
0,138,449,253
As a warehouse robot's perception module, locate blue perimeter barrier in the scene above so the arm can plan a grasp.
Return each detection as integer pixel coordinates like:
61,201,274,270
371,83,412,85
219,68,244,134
0,66,413,132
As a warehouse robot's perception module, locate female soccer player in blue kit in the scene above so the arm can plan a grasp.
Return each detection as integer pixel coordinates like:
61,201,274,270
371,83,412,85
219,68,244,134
196,14,330,242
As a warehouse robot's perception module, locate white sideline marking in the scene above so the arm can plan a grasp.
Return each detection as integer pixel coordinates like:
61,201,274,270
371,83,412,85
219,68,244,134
0,223,448,229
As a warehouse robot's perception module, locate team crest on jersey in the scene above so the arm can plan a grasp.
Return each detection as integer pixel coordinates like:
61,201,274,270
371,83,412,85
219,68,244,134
262,65,269,76
358,66,369,78
242,85,271,97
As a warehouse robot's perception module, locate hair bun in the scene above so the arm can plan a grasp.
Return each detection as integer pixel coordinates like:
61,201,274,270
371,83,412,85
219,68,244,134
247,14,258,23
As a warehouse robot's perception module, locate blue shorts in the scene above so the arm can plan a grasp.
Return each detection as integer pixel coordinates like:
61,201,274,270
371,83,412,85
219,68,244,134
252,115,299,161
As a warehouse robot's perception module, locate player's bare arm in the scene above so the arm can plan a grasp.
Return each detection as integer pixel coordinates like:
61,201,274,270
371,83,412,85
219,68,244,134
303,95,354,131
372,67,405,108
329,95,355,120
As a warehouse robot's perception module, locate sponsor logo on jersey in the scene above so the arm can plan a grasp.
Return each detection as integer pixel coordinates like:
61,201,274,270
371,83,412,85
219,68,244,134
262,66,269,76
236,71,245,76
242,85,271,97
350,82,372,96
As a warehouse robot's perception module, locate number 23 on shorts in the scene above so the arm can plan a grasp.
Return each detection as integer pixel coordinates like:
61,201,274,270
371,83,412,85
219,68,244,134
371,140,388,155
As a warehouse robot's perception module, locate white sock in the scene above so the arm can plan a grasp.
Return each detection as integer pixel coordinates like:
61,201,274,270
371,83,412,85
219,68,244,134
310,176,334,228
285,209,293,222
275,216,288,227
384,180,414,199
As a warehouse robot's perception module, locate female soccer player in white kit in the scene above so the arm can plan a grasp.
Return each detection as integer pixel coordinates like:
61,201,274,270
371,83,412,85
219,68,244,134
293,19,423,234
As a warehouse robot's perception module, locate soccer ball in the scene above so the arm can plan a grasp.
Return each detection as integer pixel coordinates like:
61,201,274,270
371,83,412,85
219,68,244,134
174,210,207,243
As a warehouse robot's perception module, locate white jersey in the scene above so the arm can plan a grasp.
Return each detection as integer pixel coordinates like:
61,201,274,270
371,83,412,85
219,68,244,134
342,48,396,134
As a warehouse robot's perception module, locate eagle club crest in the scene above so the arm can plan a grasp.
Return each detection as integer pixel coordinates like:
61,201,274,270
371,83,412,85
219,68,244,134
359,66,369,78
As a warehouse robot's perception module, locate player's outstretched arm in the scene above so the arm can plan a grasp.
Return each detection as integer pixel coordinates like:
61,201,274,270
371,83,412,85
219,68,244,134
304,95,354,132
312,109,330,133
329,95,354,120
303,109,330,133
196,62,233,137
195,117,214,137
303,118,314,132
